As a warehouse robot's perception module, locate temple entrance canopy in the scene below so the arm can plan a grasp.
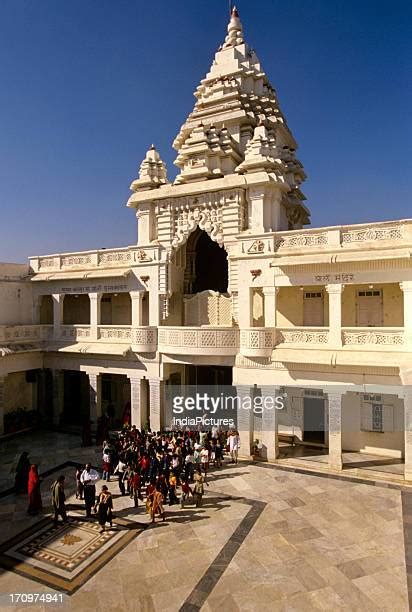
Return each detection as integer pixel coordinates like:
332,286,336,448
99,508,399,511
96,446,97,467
184,227,228,295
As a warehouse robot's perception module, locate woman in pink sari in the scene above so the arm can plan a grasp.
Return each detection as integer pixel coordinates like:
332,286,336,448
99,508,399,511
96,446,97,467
27,464,42,515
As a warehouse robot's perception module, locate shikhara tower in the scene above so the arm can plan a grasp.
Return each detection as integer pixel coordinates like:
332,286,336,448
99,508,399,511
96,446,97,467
128,6,308,240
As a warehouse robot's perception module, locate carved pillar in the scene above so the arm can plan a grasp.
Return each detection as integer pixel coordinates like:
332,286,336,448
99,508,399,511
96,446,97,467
400,282,412,349
87,373,102,425
328,391,343,471
248,186,266,233
149,379,163,432
130,291,144,327
52,370,65,426
0,375,5,436
260,385,280,461
52,294,64,339
326,284,343,348
236,385,253,458
32,295,42,324
128,377,143,429
89,293,102,341
404,388,412,481
262,287,278,328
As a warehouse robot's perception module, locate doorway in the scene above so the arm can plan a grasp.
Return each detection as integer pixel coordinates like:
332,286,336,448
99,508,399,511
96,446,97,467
303,396,326,444
303,291,324,326
357,289,383,327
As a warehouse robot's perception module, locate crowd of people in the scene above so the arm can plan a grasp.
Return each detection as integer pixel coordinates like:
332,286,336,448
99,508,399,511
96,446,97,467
13,427,242,531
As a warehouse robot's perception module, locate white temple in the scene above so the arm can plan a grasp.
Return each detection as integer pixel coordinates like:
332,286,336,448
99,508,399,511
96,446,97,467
1,8,412,480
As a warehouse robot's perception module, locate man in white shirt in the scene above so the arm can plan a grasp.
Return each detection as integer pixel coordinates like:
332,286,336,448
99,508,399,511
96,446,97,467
80,463,100,517
228,431,241,464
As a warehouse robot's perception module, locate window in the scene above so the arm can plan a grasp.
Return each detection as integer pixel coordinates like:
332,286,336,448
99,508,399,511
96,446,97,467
304,292,322,299
371,404,383,432
304,389,324,397
361,394,393,432
358,290,381,297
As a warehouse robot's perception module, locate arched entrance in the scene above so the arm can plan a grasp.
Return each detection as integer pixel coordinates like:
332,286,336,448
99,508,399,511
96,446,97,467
184,227,228,295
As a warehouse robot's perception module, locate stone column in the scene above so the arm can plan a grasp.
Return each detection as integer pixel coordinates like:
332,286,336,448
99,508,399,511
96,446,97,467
87,373,102,426
261,386,280,461
89,293,102,341
262,287,278,328
404,388,412,481
400,282,412,349
149,379,163,432
0,375,5,436
52,294,64,339
130,291,143,327
37,369,47,423
129,377,143,429
236,385,253,458
326,284,343,348
328,391,343,471
32,296,42,324
52,370,65,426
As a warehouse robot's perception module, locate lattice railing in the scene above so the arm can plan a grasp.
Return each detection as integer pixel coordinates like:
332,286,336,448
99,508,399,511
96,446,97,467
60,326,91,340
98,326,132,342
342,327,404,347
158,327,239,351
276,327,330,345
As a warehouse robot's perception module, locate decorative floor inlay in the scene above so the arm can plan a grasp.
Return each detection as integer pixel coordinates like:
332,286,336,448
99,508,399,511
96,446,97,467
0,513,144,594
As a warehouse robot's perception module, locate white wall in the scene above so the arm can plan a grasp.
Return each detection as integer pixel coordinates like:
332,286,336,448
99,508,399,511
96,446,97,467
0,263,32,325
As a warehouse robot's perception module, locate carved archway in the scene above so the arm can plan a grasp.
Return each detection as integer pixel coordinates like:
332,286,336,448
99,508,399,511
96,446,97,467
183,227,228,295
171,205,224,250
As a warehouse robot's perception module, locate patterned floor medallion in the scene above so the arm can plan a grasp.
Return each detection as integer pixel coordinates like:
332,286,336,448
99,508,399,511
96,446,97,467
0,513,144,594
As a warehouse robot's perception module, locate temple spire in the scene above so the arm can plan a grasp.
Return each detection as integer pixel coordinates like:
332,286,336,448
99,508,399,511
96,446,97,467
222,5,244,49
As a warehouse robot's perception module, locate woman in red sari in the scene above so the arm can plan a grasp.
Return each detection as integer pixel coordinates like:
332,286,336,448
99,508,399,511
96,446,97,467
27,464,42,515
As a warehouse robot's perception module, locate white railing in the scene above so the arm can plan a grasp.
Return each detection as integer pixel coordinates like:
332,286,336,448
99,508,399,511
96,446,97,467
0,325,54,344
240,328,275,357
276,327,330,345
158,326,239,355
131,327,157,352
59,325,91,341
29,245,160,273
342,327,404,348
266,220,412,254
98,326,132,343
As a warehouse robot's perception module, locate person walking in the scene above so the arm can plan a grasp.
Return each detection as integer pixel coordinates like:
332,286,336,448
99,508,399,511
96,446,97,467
15,452,30,494
149,485,165,523
51,475,67,525
113,457,127,495
27,464,42,515
94,485,113,533
200,446,210,480
75,466,84,500
80,463,100,518
193,468,205,507
180,478,192,509
228,430,241,464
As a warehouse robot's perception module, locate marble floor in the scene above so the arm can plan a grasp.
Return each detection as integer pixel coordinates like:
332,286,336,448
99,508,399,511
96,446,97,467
0,431,410,611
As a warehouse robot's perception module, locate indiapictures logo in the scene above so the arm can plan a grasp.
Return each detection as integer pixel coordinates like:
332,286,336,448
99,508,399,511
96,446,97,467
60,534,82,546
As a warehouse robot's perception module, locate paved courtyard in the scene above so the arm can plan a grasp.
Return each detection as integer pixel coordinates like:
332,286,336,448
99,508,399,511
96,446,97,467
0,431,410,611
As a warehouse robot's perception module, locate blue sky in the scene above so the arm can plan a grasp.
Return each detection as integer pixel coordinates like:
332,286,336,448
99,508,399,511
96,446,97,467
0,0,410,262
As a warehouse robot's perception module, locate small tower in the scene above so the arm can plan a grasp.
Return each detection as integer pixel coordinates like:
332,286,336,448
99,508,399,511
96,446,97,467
130,145,168,192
